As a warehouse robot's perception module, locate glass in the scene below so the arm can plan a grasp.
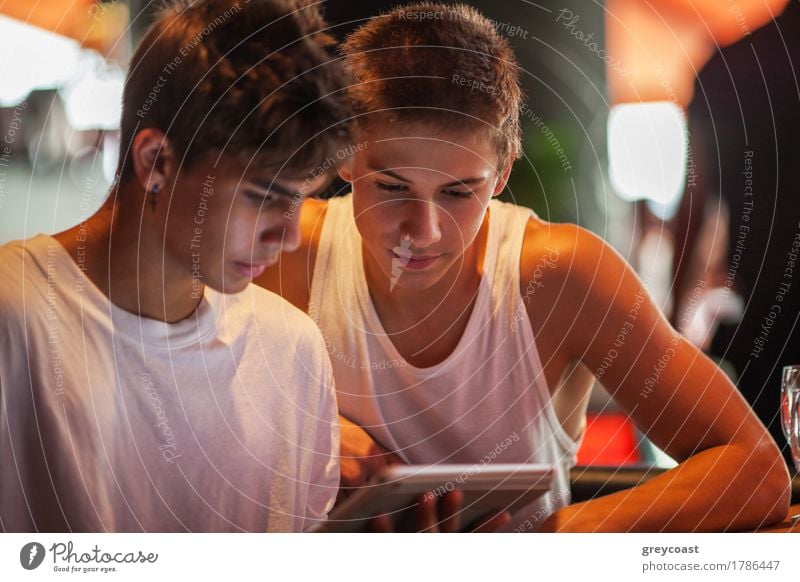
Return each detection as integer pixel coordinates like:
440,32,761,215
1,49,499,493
781,365,800,471
780,365,800,527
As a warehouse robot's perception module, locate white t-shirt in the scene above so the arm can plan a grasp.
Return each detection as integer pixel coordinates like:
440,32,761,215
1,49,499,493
0,235,339,532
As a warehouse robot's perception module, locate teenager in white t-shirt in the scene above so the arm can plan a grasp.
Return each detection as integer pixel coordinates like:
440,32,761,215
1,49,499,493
256,3,790,531
0,0,351,532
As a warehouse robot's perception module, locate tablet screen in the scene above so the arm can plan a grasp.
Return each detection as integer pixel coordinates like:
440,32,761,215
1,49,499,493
314,463,554,532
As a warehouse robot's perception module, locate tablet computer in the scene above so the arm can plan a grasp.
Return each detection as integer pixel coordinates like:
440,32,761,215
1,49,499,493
313,463,554,533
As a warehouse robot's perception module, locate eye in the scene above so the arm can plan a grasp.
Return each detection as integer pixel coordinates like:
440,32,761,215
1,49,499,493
443,189,473,199
376,181,407,193
245,190,277,205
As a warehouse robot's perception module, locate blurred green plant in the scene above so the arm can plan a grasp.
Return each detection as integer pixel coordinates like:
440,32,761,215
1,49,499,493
502,119,579,224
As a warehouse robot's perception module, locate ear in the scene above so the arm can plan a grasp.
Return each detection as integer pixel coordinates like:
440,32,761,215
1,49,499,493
492,159,514,197
131,128,176,192
337,157,353,183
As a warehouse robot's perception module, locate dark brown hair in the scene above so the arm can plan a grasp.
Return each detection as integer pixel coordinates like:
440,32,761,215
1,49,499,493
341,2,523,163
117,0,350,184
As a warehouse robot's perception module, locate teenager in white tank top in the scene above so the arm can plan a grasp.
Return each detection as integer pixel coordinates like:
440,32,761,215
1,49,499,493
308,194,580,531
256,4,789,532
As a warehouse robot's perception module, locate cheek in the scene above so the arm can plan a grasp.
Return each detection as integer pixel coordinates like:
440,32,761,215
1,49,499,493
443,202,486,243
352,187,381,215
353,195,389,236
224,204,263,240
466,210,486,237
353,211,382,247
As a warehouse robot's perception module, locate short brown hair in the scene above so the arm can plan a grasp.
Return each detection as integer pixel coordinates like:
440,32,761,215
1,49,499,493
117,0,350,184
341,2,522,163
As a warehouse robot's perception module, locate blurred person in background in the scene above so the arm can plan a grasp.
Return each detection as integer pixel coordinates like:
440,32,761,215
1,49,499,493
671,1,800,470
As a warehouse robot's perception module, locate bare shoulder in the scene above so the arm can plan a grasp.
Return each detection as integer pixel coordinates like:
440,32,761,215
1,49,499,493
0,241,26,313
523,215,674,361
253,197,328,312
299,196,328,250
520,218,633,307
519,219,595,307
517,219,592,365
519,218,651,354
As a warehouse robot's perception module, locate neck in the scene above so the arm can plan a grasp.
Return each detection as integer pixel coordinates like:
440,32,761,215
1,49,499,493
55,183,203,324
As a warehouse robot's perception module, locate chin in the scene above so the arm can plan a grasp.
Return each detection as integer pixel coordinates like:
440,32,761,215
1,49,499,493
227,279,252,294
386,267,447,293
207,274,250,295
389,279,436,293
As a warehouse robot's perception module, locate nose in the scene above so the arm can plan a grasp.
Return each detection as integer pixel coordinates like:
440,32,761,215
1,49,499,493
260,213,301,253
402,199,442,249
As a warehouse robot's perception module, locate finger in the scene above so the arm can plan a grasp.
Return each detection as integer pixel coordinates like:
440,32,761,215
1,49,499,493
382,451,405,466
340,451,394,489
339,457,368,489
415,493,440,532
338,454,401,507
438,489,463,533
471,511,513,533
335,486,351,507
368,513,394,533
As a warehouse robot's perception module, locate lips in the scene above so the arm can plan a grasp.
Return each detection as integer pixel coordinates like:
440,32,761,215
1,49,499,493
391,251,441,271
233,259,274,278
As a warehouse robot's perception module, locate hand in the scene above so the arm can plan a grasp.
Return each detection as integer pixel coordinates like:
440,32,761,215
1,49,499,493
537,508,566,532
338,416,403,501
369,490,512,533
369,490,463,532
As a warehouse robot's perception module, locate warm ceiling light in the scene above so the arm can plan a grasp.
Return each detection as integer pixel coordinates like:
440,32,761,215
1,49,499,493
607,101,687,212
0,15,80,106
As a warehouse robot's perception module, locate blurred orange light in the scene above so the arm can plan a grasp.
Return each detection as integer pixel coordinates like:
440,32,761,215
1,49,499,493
0,0,127,55
606,0,789,107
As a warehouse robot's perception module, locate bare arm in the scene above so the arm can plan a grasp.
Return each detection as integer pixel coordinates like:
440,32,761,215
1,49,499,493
530,224,789,532
254,197,327,311
338,414,402,491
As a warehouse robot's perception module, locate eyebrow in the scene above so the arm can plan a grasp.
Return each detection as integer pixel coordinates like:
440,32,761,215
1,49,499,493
372,168,487,188
243,178,296,198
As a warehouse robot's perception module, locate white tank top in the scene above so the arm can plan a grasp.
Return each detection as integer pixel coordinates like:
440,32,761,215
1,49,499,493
309,194,582,531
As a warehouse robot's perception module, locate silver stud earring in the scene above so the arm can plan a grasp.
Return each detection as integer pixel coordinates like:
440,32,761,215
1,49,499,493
149,183,160,212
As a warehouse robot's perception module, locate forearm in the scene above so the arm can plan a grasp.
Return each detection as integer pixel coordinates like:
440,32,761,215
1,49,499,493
542,442,790,532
